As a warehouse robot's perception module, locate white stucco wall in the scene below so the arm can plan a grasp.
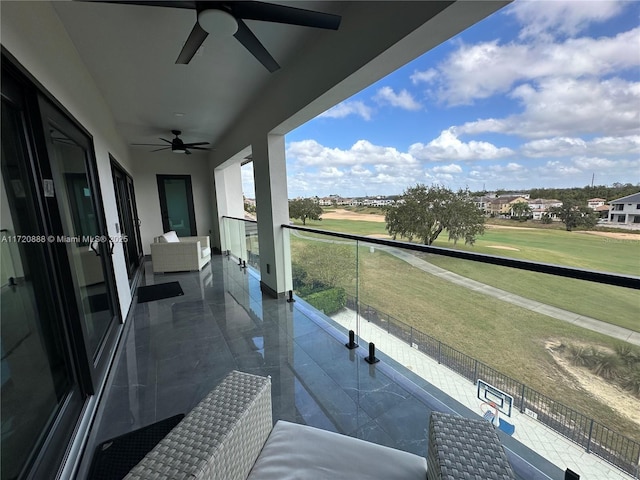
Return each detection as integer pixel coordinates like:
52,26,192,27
131,150,213,255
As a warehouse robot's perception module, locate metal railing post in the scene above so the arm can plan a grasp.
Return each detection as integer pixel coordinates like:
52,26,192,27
587,419,594,453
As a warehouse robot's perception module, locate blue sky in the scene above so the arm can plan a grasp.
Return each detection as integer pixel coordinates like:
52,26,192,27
245,0,640,199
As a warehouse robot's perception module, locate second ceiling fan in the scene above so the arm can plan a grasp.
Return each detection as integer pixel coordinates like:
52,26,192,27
132,130,211,155
89,1,342,72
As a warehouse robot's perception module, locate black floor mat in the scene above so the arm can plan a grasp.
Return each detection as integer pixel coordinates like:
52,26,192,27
137,282,184,303
87,414,184,480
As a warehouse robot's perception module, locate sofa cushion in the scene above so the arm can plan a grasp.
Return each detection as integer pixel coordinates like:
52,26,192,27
201,246,211,259
247,421,427,480
159,230,180,243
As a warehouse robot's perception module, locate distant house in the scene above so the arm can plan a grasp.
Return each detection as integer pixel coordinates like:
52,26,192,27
608,192,640,225
527,198,562,220
488,196,527,216
473,195,494,214
587,198,606,209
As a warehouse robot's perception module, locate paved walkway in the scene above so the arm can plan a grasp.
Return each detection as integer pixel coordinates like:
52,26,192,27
382,247,640,347
331,308,637,480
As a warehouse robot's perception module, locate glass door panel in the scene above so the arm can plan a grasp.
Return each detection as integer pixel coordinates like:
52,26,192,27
37,96,120,392
1,90,81,480
46,126,114,359
157,175,197,236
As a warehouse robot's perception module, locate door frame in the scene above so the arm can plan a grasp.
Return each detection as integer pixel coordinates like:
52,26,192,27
111,156,143,282
1,50,91,480
156,174,197,236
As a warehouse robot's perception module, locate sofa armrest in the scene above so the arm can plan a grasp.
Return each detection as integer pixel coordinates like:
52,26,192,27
125,371,272,480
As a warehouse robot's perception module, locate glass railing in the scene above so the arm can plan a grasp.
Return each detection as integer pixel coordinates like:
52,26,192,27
283,224,640,478
221,216,260,271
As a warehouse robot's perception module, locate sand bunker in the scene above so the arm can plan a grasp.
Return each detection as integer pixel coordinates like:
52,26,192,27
487,245,520,251
581,231,640,240
322,209,386,222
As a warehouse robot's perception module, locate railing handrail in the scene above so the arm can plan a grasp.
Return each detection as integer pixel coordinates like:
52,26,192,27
283,224,640,290
223,215,257,224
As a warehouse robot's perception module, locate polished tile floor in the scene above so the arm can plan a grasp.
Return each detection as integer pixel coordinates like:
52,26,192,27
77,255,562,479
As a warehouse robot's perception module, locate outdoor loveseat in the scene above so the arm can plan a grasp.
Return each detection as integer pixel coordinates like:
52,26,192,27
124,370,515,480
150,230,211,273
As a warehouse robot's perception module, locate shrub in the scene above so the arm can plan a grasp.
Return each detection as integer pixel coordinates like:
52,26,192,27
304,287,346,316
614,343,640,367
620,367,640,397
592,353,622,380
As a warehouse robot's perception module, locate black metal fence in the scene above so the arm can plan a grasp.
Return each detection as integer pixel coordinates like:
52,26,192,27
345,294,640,477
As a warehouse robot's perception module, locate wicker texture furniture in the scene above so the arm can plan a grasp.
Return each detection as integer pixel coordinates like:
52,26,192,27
150,235,211,273
125,371,272,480
428,411,515,480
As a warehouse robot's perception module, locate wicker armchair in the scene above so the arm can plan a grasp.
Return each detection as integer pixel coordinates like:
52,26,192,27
150,231,211,273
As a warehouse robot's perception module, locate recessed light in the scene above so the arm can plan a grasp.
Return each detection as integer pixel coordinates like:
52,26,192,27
174,112,185,117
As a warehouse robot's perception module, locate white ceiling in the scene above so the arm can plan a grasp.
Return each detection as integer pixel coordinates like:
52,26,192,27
52,1,349,147
50,1,509,158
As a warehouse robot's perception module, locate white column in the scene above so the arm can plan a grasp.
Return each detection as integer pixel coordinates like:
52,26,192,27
252,134,292,296
212,162,245,253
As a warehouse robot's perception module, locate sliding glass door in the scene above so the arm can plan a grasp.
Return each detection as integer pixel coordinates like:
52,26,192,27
1,66,85,480
37,96,120,388
1,56,121,479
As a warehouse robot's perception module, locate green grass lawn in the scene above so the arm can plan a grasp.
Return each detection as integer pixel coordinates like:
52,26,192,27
290,236,640,442
295,217,640,276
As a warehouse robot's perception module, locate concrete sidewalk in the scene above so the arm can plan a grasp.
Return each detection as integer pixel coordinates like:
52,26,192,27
382,247,640,347
331,308,637,480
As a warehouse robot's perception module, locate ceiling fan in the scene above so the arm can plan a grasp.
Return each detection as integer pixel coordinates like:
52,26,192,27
85,1,342,72
132,130,211,155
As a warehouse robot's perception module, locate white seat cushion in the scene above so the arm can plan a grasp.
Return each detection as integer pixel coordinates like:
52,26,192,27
247,421,427,480
159,230,180,243
201,246,211,259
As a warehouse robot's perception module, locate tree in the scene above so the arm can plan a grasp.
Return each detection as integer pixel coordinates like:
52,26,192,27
511,202,532,221
384,184,485,245
289,198,322,225
549,200,598,231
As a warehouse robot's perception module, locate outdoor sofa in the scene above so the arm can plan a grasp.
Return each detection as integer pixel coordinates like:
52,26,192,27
150,230,211,273
124,370,515,480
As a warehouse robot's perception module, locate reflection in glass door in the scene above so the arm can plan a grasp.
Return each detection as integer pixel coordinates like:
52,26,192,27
38,97,120,390
157,174,197,236
1,76,83,480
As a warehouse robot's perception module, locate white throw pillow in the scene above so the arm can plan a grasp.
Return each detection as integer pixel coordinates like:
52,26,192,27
160,230,180,243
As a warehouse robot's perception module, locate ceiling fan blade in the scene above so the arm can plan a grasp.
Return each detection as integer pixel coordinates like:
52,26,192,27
176,22,209,64
159,138,173,143
131,143,166,146
150,147,171,152
183,142,210,147
234,19,279,72
231,2,341,30
81,0,196,9
187,146,211,151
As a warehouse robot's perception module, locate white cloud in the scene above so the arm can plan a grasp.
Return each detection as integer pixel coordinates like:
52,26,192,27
410,68,437,84
374,86,422,111
457,78,640,139
287,139,418,168
319,100,373,120
506,0,626,40
431,27,639,106
432,163,463,174
286,139,426,196
408,128,515,162
521,135,640,158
